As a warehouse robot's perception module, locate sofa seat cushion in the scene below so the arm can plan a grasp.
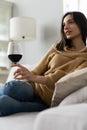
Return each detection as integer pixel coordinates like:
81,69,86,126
34,104,87,130
0,112,38,130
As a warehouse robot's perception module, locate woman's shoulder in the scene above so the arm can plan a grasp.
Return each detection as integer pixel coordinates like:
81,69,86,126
80,46,87,52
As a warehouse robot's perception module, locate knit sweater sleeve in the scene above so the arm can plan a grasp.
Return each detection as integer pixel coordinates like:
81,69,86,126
44,69,66,89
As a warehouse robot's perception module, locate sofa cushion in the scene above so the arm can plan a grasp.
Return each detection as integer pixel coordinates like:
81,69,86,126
59,86,87,106
51,67,87,107
0,112,38,130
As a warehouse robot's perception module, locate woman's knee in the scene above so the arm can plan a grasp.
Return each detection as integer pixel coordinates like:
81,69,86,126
3,80,34,101
3,80,19,95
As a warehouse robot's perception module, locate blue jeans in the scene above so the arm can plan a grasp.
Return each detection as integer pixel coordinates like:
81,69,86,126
0,80,48,116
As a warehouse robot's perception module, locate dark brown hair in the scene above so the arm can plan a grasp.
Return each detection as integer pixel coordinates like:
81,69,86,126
56,11,87,51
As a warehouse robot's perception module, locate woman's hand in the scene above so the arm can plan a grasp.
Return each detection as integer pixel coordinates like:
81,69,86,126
11,64,46,84
11,64,34,81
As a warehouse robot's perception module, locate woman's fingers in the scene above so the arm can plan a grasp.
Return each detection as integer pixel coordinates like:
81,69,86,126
11,64,31,81
13,68,28,80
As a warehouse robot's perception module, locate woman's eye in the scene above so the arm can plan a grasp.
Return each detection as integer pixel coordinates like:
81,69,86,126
63,19,75,27
63,24,65,27
68,20,75,24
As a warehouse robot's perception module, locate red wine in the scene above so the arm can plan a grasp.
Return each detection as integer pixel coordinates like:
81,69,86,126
8,54,22,63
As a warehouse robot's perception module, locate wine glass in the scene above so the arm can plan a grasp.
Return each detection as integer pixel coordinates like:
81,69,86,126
7,41,23,64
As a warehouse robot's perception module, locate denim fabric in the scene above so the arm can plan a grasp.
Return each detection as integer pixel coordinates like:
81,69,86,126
0,80,48,116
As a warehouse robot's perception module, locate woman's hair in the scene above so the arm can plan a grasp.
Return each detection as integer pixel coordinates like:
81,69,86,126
56,11,87,51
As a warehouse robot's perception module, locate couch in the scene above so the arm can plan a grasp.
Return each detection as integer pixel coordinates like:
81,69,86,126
0,65,87,130
34,103,87,130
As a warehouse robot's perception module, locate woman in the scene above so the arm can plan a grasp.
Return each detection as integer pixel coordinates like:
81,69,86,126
0,11,87,116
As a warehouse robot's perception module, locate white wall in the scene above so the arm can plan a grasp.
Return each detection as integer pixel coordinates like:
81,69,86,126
6,0,63,65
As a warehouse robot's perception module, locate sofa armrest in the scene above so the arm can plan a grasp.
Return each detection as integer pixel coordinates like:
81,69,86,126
34,104,87,130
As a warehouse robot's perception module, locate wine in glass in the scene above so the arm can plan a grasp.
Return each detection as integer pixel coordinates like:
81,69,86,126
7,41,23,64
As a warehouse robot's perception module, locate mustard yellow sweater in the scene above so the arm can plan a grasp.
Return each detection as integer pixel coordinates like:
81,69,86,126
31,43,87,106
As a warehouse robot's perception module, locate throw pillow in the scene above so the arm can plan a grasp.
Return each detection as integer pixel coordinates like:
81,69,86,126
51,67,87,107
59,86,87,106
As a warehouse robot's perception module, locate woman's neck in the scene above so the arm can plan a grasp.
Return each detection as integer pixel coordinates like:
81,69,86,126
71,39,86,51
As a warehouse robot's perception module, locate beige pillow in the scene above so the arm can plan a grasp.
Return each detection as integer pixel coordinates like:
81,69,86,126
59,86,87,106
51,67,87,107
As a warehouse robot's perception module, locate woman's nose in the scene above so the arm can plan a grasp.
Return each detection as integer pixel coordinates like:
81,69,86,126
64,23,69,29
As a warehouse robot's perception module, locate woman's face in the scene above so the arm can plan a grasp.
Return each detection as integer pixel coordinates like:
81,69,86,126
63,14,81,40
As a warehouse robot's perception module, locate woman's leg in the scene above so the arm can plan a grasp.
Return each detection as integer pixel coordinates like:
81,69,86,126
0,86,4,96
0,94,48,116
0,80,48,116
0,95,21,116
20,94,49,112
2,80,34,101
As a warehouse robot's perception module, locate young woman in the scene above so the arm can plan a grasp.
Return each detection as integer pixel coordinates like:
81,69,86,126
0,11,87,116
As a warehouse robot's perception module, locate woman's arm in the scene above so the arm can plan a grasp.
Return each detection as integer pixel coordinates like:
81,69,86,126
11,43,56,86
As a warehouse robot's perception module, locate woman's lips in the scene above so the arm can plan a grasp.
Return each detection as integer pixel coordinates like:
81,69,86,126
65,31,72,36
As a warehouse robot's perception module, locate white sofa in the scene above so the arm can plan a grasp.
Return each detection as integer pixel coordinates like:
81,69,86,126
0,112,38,130
0,66,87,130
34,103,87,130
